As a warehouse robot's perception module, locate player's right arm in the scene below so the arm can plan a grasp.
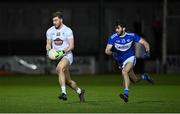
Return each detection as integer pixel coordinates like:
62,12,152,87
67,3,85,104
46,39,52,51
105,44,113,55
105,34,115,55
46,29,52,51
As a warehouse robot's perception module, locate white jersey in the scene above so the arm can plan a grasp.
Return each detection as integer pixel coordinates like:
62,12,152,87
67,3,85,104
46,24,74,51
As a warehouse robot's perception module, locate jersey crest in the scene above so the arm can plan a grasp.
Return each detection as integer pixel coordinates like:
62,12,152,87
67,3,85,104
114,41,133,51
54,38,63,46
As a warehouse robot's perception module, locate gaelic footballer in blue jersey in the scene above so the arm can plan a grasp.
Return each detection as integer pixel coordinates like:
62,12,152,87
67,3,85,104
105,20,154,103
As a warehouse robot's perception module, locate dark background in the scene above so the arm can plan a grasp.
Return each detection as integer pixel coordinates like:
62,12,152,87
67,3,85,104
0,0,180,73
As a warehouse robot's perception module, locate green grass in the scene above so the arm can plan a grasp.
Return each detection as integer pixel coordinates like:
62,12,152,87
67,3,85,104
0,73,180,113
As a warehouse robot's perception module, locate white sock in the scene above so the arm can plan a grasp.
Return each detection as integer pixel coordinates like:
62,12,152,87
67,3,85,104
61,86,66,94
76,88,81,94
125,88,129,91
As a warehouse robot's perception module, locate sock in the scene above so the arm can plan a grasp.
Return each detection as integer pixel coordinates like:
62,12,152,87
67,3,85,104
76,88,81,94
61,85,66,94
141,74,147,80
124,88,129,96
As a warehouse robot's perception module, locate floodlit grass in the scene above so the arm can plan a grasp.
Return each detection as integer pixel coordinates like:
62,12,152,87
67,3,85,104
0,73,180,113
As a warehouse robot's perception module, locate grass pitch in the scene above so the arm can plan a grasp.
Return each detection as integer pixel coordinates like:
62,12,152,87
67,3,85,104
0,73,180,113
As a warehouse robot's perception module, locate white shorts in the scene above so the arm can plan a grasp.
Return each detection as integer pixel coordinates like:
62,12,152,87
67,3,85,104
63,52,73,65
122,56,136,69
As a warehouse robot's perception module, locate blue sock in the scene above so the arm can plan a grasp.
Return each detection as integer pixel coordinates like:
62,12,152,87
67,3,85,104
124,89,129,97
141,74,148,80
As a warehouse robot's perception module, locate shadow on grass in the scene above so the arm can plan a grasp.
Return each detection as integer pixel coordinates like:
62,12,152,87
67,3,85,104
65,100,112,105
132,100,166,104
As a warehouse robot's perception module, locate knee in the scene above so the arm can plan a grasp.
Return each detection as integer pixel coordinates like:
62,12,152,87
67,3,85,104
122,69,129,76
56,65,66,73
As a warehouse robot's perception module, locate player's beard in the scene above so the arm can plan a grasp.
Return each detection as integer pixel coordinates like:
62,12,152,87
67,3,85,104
54,23,62,29
118,31,125,36
55,24,60,29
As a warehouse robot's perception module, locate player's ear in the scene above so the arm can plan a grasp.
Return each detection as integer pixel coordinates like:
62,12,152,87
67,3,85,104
123,27,126,31
60,18,63,22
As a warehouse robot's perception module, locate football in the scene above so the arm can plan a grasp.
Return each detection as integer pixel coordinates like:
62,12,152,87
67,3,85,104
48,49,61,60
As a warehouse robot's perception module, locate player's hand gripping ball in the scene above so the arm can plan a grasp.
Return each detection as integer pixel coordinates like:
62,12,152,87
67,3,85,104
48,49,65,60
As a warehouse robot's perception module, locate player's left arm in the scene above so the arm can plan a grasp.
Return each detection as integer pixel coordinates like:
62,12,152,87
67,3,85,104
64,38,74,53
139,38,150,53
46,39,52,51
63,29,74,54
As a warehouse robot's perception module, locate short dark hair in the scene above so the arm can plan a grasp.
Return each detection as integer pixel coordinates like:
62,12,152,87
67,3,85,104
52,11,63,19
114,20,126,28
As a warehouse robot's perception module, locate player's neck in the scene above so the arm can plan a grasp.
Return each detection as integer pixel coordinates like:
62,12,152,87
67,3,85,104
119,32,126,37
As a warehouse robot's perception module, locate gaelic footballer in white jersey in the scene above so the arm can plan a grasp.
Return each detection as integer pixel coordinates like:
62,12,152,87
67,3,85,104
46,11,85,103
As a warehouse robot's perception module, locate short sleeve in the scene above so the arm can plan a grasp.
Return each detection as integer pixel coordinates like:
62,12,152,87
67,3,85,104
133,33,141,42
107,36,114,45
46,29,51,39
67,28,74,39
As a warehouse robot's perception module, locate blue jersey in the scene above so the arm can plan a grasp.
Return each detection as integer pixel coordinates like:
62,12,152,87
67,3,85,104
107,32,141,63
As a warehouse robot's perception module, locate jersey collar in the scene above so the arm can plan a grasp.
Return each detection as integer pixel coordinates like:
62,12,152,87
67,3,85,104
119,32,127,37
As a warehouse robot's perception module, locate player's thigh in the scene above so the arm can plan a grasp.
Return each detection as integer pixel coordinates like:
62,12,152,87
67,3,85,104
129,69,135,76
129,69,137,79
123,62,134,73
57,57,70,72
